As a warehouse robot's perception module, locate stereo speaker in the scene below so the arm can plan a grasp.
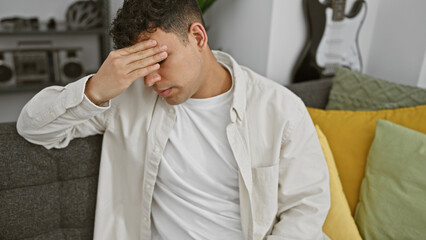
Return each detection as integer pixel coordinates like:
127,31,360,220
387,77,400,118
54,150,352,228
57,49,84,84
0,51,16,87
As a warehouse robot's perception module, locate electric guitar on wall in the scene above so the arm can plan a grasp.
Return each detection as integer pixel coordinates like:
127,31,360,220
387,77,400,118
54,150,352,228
292,0,367,83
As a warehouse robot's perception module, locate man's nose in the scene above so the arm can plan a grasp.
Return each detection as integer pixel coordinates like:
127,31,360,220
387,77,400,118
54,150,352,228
144,72,161,87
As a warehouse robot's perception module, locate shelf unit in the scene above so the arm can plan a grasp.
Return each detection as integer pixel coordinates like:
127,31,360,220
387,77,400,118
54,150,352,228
0,0,111,93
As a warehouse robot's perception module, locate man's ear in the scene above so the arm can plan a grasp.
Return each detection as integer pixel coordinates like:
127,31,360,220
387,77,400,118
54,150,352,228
188,22,208,50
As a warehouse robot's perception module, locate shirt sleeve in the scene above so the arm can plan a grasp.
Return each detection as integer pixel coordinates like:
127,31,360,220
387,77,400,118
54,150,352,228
269,106,331,240
16,74,112,149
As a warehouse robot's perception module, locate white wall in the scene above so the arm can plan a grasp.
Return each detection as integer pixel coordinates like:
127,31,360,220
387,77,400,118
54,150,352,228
204,0,274,76
357,0,380,74
417,50,426,88
364,0,426,87
266,0,306,85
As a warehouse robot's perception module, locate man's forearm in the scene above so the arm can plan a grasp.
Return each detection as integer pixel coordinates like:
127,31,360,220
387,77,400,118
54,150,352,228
17,75,110,149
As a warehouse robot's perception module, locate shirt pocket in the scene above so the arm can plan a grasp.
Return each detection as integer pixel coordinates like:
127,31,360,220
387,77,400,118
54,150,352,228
251,165,279,226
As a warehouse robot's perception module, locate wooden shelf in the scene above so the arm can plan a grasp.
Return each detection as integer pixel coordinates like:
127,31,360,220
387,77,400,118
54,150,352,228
0,83,64,93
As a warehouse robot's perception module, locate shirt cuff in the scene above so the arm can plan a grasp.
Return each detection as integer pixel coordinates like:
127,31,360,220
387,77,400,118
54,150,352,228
62,74,111,117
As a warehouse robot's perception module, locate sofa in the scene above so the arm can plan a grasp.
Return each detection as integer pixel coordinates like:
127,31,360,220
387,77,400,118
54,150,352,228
2,74,424,240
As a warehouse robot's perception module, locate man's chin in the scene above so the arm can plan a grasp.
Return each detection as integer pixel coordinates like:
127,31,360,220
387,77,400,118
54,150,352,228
160,88,190,105
164,95,186,105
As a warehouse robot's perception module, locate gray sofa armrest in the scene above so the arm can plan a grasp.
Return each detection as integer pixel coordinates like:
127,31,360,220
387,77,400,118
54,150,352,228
0,122,102,240
286,78,333,109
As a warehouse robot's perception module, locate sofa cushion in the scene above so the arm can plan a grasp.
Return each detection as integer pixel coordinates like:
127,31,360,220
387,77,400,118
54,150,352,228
286,78,332,109
326,67,426,110
355,120,426,239
0,122,102,240
0,183,61,239
307,105,426,215
315,126,362,240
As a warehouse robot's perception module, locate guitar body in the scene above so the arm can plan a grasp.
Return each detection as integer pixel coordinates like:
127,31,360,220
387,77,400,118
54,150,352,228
292,0,367,83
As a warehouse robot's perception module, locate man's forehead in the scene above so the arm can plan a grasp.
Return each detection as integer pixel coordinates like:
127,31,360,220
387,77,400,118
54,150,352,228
137,29,164,41
136,28,182,46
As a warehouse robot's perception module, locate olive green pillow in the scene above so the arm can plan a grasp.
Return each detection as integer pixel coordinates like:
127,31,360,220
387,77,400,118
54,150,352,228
326,67,426,110
355,120,426,239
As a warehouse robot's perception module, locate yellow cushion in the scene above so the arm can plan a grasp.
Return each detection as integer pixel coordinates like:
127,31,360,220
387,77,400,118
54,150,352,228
308,105,426,215
316,125,362,240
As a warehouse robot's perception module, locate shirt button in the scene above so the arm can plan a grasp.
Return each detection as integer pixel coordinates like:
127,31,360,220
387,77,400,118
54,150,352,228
146,184,151,190
49,111,55,117
168,108,174,114
144,217,149,222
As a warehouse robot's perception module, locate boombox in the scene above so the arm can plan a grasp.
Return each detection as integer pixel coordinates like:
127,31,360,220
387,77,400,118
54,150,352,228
57,49,84,84
0,51,16,87
13,50,52,84
0,47,84,89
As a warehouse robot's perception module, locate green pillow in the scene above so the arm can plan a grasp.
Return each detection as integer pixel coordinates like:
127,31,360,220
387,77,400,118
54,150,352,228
355,120,426,239
326,67,426,110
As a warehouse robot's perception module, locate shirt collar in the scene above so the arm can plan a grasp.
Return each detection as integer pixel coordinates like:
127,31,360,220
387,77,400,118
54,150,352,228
213,50,247,123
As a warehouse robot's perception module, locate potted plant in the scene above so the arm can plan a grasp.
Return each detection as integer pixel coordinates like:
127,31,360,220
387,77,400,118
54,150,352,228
198,0,217,13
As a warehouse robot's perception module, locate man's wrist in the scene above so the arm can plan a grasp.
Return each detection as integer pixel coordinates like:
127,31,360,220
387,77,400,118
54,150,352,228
85,76,106,106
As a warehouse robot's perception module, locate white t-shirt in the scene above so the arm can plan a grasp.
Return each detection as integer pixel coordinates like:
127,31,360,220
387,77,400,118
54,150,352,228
151,73,244,240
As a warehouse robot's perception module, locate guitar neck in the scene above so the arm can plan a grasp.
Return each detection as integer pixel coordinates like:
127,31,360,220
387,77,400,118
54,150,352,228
332,0,346,21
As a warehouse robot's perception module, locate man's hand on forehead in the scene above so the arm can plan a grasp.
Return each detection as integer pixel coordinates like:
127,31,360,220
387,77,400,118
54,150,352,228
84,39,168,105
121,39,158,55
117,40,168,70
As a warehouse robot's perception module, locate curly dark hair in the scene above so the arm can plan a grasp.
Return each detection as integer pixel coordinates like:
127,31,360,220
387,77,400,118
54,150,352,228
110,0,205,49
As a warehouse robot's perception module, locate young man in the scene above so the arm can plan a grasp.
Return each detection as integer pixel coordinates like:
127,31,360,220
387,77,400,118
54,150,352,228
17,0,330,239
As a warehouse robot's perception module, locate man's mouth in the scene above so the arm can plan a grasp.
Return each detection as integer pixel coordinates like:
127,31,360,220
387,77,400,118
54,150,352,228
157,88,172,97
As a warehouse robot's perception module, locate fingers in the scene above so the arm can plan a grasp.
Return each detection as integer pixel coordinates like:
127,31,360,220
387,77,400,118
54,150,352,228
117,39,157,56
127,64,160,82
107,39,168,84
124,44,167,65
127,51,168,73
